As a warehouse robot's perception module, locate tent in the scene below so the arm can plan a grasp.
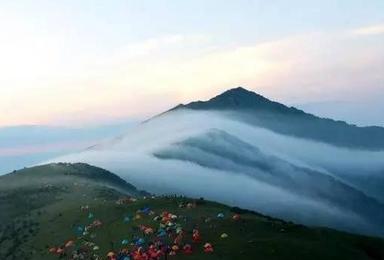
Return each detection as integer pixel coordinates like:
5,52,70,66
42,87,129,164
217,213,225,218
203,243,214,253
183,244,193,254
56,247,64,255
65,240,75,248
107,251,117,260
232,214,241,221
192,229,201,243
220,233,228,239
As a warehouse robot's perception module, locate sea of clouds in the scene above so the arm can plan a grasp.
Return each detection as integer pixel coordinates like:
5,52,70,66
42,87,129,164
50,110,384,237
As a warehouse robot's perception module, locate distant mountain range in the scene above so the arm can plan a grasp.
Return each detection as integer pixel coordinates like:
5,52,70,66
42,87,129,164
50,87,384,237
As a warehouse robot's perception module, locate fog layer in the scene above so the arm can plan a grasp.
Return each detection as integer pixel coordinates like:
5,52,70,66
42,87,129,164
51,110,384,237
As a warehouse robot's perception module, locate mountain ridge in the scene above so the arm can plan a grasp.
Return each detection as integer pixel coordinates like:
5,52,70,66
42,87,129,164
173,86,381,128
169,87,384,150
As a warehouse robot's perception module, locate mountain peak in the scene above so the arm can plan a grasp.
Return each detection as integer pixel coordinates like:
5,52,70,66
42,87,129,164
223,86,251,94
212,86,267,102
175,86,289,113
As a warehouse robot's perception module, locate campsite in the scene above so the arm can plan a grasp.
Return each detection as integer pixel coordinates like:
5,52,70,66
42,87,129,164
1,163,383,260
2,2,384,259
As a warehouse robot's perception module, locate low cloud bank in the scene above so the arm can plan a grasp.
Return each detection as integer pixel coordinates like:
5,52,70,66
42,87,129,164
51,110,384,237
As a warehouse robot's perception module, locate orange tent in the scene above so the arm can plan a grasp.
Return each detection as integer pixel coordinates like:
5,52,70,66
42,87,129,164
232,214,241,221
65,240,75,248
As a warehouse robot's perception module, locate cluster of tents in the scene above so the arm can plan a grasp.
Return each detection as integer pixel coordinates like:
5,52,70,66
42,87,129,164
48,240,75,256
48,196,241,259
48,221,104,258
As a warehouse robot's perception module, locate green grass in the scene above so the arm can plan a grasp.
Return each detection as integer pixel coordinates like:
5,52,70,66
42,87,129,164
1,163,384,260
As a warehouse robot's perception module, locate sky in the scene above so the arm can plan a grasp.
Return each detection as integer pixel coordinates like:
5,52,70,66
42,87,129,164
0,0,383,127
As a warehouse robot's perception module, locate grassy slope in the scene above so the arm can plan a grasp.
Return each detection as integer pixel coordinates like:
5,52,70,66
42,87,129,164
0,163,383,260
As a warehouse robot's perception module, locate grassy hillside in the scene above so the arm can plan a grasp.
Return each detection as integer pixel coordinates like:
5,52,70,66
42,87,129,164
0,163,139,224
0,163,383,260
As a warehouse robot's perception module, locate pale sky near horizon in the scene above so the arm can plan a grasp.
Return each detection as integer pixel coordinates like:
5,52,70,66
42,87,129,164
0,0,383,127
